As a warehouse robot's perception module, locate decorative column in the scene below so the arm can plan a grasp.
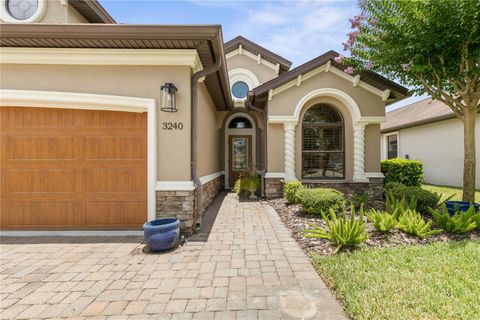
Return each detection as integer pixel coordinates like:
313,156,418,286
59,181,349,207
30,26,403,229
353,122,369,182
284,122,297,181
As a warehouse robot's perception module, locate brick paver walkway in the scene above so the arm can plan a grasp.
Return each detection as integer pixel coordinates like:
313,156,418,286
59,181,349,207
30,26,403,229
0,192,346,319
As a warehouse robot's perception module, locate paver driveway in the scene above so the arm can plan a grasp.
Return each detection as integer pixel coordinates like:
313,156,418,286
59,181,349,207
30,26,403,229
0,192,346,320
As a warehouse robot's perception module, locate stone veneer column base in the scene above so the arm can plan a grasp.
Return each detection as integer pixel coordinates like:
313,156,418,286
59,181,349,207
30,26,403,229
265,178,284,199
155,174,224,236
265,177,385,200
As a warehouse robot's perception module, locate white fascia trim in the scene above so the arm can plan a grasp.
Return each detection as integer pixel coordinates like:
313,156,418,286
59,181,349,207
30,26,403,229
0,89,157,223
268,116,298,124
271,66,326,98
0,48,204,73
0,230,144,237
358,116,386,124
265,172,286,179
226,47,280,72
365,172,385,178
329,67,387,98
156,181,195,191
0,0,46,23
200,171,225,185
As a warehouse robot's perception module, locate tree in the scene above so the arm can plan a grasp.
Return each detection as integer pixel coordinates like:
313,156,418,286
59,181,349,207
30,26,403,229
340,0,479,202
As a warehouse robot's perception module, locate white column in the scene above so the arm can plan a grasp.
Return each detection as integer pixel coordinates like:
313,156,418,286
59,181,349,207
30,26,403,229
353,122,369,182
284,122,297,181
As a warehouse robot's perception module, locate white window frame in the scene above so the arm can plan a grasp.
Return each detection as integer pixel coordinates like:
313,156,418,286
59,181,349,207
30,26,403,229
0,0,47,23
228,68,260,103
384,132,400,159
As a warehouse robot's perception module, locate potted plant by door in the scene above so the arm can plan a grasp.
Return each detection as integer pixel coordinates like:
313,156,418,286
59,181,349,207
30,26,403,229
143,218,180,252
445,201,479,216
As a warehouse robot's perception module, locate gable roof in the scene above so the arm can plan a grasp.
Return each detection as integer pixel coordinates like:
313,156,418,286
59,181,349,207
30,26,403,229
0,24,232,110
248,50,409,109
381,98,456,133
68,0,116,24
224,36,292,74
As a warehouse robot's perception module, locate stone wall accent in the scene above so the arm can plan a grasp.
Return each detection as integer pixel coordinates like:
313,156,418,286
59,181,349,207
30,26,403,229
265,178,284,199
156,190,195,235
266,177,384,200
201,175,224,214
155,175,224,236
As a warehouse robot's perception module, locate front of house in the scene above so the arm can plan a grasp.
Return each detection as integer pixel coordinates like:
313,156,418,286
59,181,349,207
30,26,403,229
0,0,408,234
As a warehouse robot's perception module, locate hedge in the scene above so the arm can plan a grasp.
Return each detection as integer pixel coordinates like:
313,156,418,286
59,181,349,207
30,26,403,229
387,183,440,214
296,188,345,214
381,158,424,186
284,181,304,204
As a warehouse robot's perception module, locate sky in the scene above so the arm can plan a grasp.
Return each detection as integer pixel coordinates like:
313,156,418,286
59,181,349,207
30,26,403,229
99,0,428,110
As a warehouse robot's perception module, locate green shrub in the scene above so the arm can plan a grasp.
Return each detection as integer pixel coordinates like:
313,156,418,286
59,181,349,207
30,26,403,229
396,209,441,239
304,206,368,251
387,184,440,214
431,205,478,234
348,193,374,208
296,188,345,214
284,181,303,204
381,158,424,186
234,176,260,197
366,209,398,233
385,189,417,214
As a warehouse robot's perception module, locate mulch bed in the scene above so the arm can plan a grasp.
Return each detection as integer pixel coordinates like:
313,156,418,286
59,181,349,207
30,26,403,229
268,198,480,256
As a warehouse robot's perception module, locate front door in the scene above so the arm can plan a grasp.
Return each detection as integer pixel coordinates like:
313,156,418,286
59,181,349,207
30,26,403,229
228,135,252,188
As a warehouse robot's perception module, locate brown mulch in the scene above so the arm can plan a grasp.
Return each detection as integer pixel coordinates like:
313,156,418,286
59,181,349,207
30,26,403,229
268,198,480,256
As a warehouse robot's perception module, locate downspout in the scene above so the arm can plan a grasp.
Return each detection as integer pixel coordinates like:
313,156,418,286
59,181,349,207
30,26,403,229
191,53,222,231
246,98,267,199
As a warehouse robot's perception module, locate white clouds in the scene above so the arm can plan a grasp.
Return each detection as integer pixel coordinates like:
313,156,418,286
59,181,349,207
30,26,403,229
231,0,358,66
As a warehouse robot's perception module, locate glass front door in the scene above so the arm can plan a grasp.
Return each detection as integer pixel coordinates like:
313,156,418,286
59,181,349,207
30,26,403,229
228,135,252,187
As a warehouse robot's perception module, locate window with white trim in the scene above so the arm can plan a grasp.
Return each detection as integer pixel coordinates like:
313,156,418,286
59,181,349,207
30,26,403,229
302,104,345,179
386,133,399,159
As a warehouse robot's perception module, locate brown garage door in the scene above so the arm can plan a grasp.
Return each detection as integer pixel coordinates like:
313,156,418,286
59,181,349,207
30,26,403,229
0,107,147,230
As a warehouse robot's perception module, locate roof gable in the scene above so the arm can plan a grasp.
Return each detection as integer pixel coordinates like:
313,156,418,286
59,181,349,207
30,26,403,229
224,36,292,75
68,0,116,24
249,51,408,108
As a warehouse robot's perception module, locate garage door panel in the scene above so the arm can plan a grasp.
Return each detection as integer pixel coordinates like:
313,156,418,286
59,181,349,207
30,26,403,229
83,110,147,128
85,136,147,160
0,201,76,229
5,169,75,193
5,135,75,160
2,107,75,128
83,168,147,193
1,107,147,230
79,201,147,227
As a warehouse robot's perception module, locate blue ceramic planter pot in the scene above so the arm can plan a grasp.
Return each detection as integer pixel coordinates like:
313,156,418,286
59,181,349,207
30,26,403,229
143,218,180,252
445,201,479,216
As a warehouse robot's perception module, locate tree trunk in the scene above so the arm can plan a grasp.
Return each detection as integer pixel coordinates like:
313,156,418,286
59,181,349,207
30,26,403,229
462,106,477,202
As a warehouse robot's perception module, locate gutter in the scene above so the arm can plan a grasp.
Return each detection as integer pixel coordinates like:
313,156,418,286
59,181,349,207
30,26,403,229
246,96,267,199
191,50,223,231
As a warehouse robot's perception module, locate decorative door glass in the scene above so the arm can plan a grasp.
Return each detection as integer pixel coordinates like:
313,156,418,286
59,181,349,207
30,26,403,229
232,138,248,171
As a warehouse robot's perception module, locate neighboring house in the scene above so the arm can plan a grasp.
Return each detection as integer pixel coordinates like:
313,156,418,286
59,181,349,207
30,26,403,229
381,98,480,188
0,0,408,233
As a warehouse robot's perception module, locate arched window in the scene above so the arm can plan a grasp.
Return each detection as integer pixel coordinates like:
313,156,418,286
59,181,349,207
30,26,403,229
228,116,252,129
302,104,344,179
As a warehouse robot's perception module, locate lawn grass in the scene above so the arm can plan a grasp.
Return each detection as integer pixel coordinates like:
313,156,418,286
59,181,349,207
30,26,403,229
422,184,480,202
312,241,480,320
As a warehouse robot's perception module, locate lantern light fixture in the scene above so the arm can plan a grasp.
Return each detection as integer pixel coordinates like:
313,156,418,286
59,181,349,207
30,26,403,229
160,83,177,112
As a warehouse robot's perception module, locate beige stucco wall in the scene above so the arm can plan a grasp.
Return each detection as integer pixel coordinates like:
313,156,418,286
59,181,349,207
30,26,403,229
197,82,222,177
381,115,480,188
1,1,89,23
0,63,192,181
226,54,279,84
266,69,386,181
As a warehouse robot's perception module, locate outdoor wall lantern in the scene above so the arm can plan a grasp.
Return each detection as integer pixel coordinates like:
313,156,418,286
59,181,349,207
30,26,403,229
160,83,177,112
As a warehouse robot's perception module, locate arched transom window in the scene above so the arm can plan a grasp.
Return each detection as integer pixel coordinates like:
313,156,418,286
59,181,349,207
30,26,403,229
302,104,345,179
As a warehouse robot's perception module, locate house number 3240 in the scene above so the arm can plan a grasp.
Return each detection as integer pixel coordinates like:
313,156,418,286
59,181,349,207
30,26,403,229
162,122,184,130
